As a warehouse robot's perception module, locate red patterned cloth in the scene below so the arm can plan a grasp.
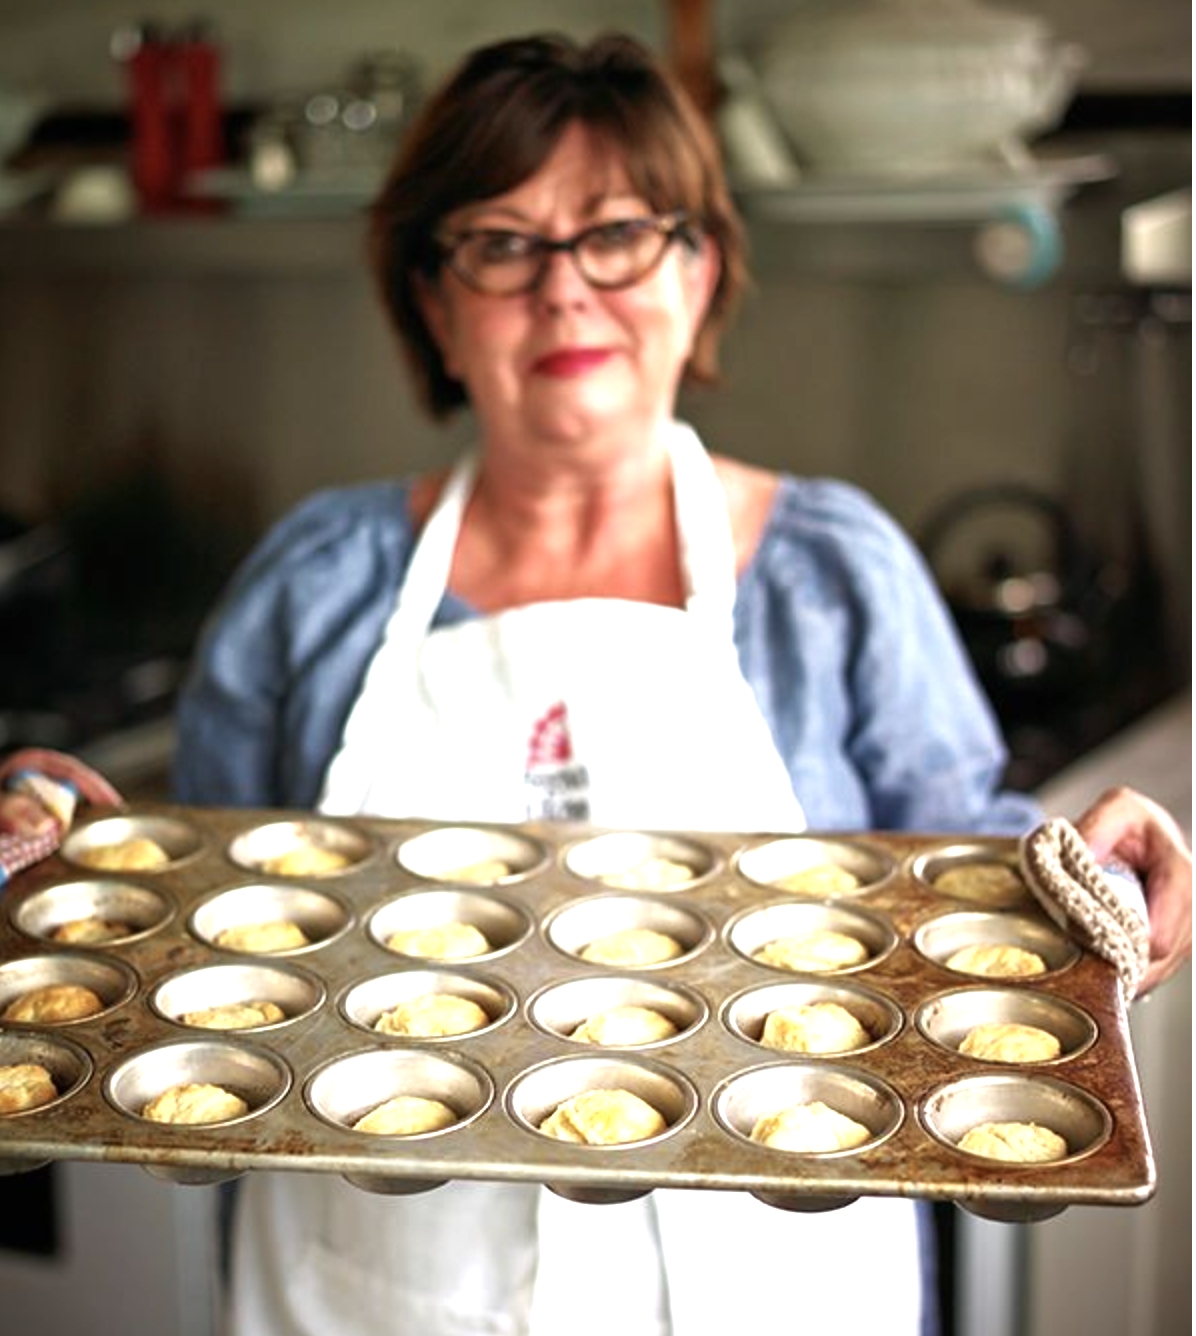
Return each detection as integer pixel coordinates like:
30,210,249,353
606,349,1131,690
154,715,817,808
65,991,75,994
0,825,63,888
0,770,77,888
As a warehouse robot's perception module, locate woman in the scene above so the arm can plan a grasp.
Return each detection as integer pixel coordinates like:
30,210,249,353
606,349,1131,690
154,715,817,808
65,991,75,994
183,35,978,1335
0,32,1187,1336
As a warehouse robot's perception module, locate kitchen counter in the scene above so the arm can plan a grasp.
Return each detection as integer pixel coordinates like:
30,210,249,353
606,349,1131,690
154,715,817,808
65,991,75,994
1037,690,1191,836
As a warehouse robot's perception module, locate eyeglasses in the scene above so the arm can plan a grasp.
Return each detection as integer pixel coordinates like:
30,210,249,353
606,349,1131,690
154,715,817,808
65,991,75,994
435,212,694,296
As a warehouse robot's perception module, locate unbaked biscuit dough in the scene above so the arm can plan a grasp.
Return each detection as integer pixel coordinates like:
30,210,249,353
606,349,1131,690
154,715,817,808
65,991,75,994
570,1005,679,1046
74,837,170,871
374,994,491,1037
0,1063,58,1114
260,844,350,876
597,858,696,890
180,1000,287,1030
957,1120,1069,1163
3,983,104,1023
772,865,862,897
539,1087,668,1145
385,922,493,960
753,930,869,973
51,917,134,944
750,1100,871,1152
958,1021,1061,1063
760,1002,871,1054
141,1082,249,1124
579,927,685,967
215,921,311,953
945,943,1046,978
351,1094,458,1135
934,863,1027,907
438,860,513,884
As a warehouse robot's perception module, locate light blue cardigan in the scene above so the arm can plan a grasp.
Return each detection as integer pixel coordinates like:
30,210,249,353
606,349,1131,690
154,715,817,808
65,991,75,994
172,470,1040,838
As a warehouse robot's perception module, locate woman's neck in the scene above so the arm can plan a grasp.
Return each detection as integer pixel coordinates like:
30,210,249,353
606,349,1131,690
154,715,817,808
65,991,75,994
407,434,781,614
452,438,683,609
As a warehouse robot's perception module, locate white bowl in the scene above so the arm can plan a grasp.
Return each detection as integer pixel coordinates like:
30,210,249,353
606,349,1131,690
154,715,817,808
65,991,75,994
756,0,1086,177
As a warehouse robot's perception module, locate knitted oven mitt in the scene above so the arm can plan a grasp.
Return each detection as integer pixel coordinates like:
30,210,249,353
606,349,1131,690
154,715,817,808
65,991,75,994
1019,816,1150,1002
0,770,79,888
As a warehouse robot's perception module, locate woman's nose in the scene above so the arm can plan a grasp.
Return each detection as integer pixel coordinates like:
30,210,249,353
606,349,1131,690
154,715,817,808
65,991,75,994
535,247,591,307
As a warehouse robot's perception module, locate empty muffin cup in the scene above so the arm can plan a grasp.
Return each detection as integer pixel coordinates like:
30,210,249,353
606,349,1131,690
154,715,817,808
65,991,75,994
920,1073,1112,1220
916,987,1095,1063
912,844,1033,909
528,975,706,1047
105,1038,290,1183
341,970,514,1038
0,953,137,1025
913,911,1080,980
563,830,716,890
723,979,902,1054
545,894,711,968
9,879,173,946
714,1062,903,1210
227,818,373,877
369,889,532,961
306,1047,491,1193
727,901,896,975
62,813,203,871
152,962,324,1030
395,825,548,883
736,836,894,898
190,883,352,955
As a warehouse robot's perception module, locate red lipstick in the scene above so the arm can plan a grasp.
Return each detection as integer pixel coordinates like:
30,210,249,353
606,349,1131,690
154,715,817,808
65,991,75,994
533,347,612,377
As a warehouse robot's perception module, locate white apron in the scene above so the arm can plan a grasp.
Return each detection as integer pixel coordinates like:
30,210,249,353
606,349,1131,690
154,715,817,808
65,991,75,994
228,422,924,1336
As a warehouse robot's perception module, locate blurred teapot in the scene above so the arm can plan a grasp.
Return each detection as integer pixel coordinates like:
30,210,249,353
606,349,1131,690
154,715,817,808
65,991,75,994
756,0,1087,176
918,483,1126,702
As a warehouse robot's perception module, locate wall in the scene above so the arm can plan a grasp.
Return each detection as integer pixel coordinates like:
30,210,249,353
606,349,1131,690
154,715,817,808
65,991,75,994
0,229,1100,530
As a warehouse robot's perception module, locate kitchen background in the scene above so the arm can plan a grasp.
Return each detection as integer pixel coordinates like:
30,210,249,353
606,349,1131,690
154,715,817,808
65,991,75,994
0,1,1189,1334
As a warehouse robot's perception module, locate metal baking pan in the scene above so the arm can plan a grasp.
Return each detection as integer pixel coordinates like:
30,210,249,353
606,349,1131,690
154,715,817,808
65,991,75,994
0,805,1155,1221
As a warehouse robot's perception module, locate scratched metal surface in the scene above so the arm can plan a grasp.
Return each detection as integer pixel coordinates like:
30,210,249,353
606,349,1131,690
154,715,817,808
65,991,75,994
0,804,1155,1220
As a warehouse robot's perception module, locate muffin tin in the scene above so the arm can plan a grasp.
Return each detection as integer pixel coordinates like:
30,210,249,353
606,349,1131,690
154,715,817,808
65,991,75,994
0,806,1155,1221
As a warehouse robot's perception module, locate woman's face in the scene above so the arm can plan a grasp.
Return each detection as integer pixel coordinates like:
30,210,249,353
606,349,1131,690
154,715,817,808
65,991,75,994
418,122,719,448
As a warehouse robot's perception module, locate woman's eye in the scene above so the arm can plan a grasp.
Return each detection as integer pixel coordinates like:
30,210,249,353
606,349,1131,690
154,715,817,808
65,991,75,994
476,231,536,264
588,220,651,252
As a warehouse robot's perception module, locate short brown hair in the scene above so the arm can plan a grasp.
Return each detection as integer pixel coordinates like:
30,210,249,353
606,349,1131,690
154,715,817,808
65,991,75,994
368,32,747,419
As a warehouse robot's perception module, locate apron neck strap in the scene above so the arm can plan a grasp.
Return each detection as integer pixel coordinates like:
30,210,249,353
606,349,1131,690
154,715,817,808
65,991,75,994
664,420,738,631
397,448,479,631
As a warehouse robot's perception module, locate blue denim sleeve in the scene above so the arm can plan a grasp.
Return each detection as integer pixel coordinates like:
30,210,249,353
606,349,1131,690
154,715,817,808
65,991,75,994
736,478,1041,836
172,483,413,810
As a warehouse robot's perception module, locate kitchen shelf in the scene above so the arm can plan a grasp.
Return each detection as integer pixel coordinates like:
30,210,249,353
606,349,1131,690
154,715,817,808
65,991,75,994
734,151,1116,224
733,151,1117,286
0,151,1119,287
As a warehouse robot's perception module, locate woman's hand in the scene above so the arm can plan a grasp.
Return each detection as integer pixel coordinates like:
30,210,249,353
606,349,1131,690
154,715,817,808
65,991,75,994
0,748,124,835
1075,786,1192,995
